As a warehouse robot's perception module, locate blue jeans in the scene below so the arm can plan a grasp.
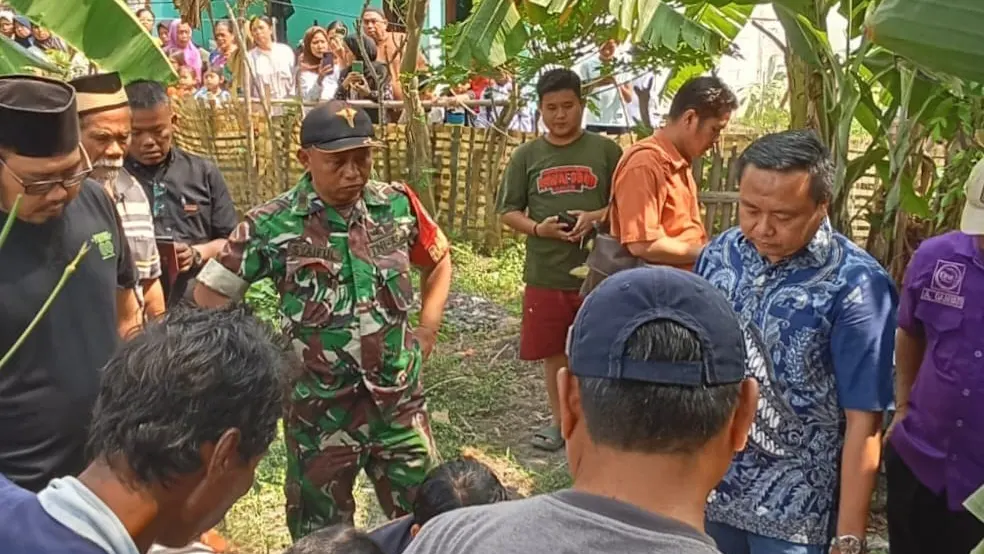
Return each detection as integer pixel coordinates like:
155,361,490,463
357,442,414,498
706,522,826,554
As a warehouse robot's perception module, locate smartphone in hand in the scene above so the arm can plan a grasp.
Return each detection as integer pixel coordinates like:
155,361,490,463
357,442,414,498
351,60,364,73
557,211,578,232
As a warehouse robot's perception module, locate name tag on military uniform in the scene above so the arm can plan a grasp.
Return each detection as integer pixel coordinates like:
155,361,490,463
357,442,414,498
288,242,333,259
369,228,409,258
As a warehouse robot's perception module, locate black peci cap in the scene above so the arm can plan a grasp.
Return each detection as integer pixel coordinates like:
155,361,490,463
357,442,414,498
0,75,79,158
300,100,381,153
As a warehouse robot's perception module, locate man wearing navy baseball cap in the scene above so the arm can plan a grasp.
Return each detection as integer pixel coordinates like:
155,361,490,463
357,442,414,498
405,266,760,554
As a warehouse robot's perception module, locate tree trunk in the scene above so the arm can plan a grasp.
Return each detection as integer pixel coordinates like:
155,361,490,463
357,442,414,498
400,0,438,216
785,52,824,132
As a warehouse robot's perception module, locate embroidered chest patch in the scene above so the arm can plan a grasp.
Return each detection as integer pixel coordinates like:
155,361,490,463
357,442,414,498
921,259,966,309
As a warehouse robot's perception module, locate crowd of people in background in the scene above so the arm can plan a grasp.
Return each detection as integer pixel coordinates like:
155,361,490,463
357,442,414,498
3,3,663,134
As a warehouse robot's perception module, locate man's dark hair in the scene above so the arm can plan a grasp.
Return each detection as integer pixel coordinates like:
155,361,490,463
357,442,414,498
413,459,509,525
124,79,169,111
86,306,292,486
362,6,386,20
536,68,582,103
578,320,742,454
667,76,738,121
136,8,154,19
736,129,834,204
284,524,383,554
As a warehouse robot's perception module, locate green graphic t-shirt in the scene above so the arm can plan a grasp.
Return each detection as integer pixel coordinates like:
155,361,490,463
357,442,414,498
497,132,623,290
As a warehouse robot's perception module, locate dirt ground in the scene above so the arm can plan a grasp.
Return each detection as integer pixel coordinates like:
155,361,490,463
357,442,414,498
219,321,571,553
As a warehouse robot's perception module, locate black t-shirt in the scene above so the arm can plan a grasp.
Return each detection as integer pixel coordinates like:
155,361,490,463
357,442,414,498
0,180,137,492
124,147,238,304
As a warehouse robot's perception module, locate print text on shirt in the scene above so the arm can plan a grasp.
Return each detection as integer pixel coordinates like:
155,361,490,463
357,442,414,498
536,165,599,195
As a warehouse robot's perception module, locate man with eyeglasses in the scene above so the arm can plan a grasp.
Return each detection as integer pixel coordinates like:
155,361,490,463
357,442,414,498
361,7,427,103
123,79,237,307
0,75,139,492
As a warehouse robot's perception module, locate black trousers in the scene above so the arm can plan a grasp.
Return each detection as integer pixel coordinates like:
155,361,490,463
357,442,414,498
886,443,984,554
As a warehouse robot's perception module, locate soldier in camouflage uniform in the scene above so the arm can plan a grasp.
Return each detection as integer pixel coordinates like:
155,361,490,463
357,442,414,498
194,100,453,541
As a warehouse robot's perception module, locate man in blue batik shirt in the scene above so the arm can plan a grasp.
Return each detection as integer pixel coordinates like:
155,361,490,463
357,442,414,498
696,130,897,554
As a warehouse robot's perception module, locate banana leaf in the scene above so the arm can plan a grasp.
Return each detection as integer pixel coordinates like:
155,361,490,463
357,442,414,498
865,0,984,84
452,0,750,68
0,35,59,75
6,0,176,84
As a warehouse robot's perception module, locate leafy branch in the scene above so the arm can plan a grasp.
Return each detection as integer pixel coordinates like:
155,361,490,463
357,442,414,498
0,195,92,371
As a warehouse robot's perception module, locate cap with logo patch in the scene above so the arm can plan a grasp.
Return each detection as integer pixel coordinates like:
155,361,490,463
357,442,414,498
960,157,984,235
567,266,747,386
300,100,382,153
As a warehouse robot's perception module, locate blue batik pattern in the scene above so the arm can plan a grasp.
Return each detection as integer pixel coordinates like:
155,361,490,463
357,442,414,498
698,219,890,545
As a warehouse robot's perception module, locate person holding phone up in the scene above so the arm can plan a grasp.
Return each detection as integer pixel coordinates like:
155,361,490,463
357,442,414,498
335,35,393,124
297,26,341,103
496,69,622,453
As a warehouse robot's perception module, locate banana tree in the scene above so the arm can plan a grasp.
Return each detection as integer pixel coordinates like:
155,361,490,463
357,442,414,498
450,0,753,96
0,35,60,75
865,0,984,86
4,0,175,83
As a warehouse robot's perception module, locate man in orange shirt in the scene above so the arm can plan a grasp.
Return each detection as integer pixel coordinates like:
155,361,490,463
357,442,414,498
610,76,738,269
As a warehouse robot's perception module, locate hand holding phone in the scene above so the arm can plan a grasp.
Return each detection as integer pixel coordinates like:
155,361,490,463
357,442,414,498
351,60,364,73
557,211,578,232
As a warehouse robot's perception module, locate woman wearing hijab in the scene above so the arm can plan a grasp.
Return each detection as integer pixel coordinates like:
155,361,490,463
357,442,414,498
295,26,339,103
32,26,67,53
166,19,202,83
12,16,34,49
0,12,15,40
335,35,392,123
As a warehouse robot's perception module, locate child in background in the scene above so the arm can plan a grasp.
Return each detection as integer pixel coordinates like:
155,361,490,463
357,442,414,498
175,65,197,97
194,68,231,104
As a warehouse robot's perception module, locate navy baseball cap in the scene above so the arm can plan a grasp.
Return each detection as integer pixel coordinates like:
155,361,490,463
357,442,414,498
300,100,381,153
567,266,747,386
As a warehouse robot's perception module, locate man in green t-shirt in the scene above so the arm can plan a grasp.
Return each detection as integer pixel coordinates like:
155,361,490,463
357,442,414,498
496,68,623,451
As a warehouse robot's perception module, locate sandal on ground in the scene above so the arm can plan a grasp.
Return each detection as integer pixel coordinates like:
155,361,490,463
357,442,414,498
531,424,565,451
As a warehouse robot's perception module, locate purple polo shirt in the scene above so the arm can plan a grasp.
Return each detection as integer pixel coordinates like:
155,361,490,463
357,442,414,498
891,231,984,510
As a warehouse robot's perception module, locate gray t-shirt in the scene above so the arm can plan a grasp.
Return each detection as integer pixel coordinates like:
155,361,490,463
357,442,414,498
403,489,720,554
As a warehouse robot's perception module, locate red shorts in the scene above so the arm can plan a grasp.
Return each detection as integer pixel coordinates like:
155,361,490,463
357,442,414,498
519,285,583,361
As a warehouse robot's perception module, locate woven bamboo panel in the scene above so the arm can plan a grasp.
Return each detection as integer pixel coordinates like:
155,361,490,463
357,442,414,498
172,99,882,245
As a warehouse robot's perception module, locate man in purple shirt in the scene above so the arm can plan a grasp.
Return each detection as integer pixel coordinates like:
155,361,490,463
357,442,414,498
887,159,984,554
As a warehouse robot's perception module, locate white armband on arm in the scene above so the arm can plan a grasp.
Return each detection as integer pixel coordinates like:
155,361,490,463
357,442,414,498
197,258,250,301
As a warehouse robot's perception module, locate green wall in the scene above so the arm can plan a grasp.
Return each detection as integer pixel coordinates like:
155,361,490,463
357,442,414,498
147,0,382,49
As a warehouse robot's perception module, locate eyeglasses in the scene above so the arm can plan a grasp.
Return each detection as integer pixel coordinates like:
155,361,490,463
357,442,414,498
0,146,93,196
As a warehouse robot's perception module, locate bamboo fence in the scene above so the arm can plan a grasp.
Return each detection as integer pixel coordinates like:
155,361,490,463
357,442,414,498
171,98,879,247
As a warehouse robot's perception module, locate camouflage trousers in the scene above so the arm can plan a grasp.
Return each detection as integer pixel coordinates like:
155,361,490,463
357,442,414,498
284,382,437,541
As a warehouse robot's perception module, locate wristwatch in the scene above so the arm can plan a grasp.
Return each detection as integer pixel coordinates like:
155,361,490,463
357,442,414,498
830,535,864,554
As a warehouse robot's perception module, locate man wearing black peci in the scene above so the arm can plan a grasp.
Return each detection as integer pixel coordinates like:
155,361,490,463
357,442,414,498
0,75,140,492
